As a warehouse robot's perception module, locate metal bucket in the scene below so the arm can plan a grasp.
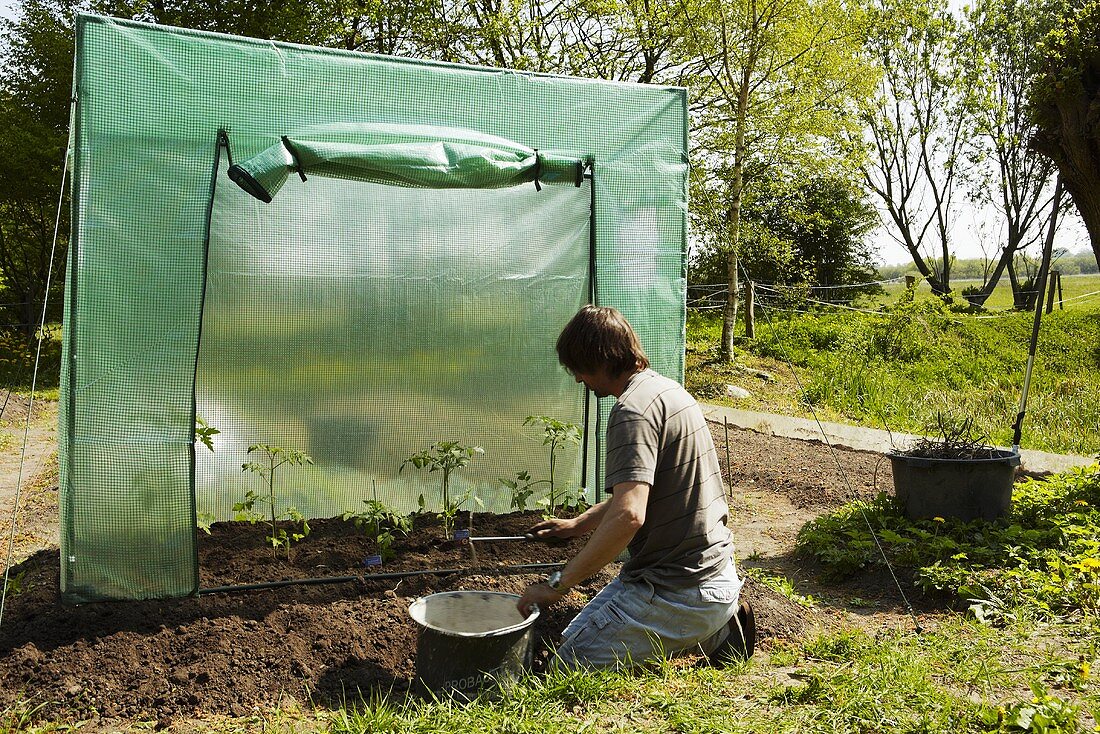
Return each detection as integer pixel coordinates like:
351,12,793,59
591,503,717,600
408,591,539,700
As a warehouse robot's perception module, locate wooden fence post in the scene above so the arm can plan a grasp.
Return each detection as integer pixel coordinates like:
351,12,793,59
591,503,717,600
745,281,755,339
1046,270,1060,313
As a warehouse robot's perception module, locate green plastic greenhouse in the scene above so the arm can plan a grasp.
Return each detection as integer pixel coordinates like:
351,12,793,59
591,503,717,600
60,15,689,603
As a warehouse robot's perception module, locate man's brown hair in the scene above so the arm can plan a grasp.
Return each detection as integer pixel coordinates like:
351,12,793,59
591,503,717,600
556,305,650,377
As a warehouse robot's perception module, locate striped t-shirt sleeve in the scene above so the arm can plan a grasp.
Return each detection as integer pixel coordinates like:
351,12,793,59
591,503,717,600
605,406,658,488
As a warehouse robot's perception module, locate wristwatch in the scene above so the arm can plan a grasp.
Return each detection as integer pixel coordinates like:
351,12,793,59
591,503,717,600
546,570,568,592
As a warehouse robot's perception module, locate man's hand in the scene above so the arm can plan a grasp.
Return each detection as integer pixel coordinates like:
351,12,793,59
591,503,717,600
526,516,583,540
526,499,610,540
517,581,563,617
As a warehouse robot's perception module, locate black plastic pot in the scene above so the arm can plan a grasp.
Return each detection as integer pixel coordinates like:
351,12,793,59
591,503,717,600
888,449,1021,522
408,591,539,701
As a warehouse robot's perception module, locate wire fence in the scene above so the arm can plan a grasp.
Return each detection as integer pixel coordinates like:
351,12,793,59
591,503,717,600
687,279,1100,320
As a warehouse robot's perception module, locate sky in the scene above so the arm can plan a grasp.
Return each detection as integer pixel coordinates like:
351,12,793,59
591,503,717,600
872,201,1091,266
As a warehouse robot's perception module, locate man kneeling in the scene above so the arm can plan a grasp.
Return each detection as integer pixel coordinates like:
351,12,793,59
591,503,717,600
518,305,754,669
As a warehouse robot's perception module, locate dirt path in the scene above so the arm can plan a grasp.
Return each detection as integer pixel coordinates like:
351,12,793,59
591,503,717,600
0,398,59,570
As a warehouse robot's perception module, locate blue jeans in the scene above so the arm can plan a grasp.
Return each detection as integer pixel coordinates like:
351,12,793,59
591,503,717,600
554,561,742,670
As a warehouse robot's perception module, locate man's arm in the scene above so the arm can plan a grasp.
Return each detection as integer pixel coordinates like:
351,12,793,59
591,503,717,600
517,481,650,616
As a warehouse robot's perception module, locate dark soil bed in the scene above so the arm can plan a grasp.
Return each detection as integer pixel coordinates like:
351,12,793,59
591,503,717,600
0,512,809,722
0,421,876,723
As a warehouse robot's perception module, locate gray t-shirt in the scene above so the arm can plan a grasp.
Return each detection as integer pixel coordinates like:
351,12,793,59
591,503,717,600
605,369,734,588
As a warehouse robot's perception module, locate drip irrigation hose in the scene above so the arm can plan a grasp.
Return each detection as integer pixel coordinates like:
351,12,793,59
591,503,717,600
0,137,70,630
198,562,565,596
1012,176,1063,452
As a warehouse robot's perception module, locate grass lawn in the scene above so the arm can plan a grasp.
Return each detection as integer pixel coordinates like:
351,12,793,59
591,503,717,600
687,291,1100,456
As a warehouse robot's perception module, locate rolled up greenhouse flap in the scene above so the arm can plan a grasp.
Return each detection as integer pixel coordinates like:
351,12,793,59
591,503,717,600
228,129,584,201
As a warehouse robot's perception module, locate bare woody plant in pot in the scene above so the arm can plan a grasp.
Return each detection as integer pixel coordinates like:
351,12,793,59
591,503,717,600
889,413,1020,522
901,413,1001,460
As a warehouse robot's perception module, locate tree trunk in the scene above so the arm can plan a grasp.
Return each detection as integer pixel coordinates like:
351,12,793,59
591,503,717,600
1007,261,1024,309
720,213,740,360
969,221,1026,308
1031,92,1100,271
720,65,752,363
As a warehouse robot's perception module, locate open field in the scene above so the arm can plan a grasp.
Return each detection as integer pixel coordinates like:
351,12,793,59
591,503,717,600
876,272,1100,311
688,293,1100,456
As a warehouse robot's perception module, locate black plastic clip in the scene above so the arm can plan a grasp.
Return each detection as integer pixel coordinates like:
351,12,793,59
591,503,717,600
533,149,542,192
575,159,584,187
217,128,234,167
281,136,307,182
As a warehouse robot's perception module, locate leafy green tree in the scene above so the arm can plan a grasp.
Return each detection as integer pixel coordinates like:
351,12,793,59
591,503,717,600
0,0,74,337
1029,0,1100,270
859,0,972,296
690,173,879,298
99,0,328,43
557,0,689,82
772,176,880,293
680,0,874,360
318,0,452,56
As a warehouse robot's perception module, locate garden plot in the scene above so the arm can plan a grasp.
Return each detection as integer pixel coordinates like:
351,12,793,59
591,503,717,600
0,420,894,724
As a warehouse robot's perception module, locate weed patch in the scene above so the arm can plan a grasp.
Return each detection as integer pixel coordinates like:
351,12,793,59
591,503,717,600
797,465,1100,623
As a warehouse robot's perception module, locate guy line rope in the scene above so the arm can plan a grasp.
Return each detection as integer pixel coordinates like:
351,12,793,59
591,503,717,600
692,178,923,633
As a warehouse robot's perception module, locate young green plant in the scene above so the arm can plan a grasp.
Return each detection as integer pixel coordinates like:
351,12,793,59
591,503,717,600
400,441,483,541
194,416,219,534
500,415,585,516
195,416,220,452
344,498,412,562
236,443,314,560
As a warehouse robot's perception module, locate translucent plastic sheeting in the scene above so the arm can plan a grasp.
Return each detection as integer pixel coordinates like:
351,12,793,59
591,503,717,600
228,123,584,201
196,147,592,521
61,14,687,601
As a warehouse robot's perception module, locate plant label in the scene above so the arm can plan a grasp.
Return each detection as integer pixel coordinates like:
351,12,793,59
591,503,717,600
363,554,383,568
453,529,470,541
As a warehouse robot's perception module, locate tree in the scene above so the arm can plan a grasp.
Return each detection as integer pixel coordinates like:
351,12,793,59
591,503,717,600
1029,0,1100,270
319,0,457,57
98,0,328,43
859,0,971,295
681,0,873,360
690,173,879,296
0,0,75,337
960,0,1059,307
771,175,880,293
553,0,689,82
